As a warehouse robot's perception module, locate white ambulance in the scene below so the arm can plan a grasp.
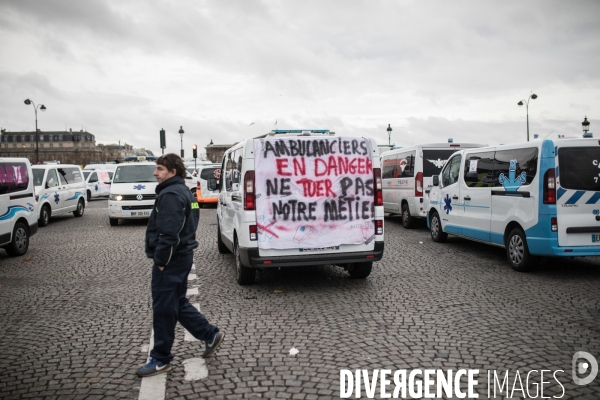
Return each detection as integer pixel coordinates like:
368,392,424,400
107,162,157,226
0,158,38,256
381,141,485,228
82,169,113,201
427,137,600,271
216,130,385,285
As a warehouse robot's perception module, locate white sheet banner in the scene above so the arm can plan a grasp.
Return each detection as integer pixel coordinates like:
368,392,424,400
254,136,375,250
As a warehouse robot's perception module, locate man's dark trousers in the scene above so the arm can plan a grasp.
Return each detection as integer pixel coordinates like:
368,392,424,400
150,255,219,364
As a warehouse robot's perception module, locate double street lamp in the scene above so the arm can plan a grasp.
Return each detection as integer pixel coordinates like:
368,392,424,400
23,98,46,163
387,124,392,147
582,116,591,138
517,92,538,142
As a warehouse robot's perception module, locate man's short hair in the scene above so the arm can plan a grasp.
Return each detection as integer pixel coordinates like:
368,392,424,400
156,153,186,178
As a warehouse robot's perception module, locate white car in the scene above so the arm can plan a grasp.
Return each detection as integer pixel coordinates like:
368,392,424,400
107,162,157,226
0,157,38,256
32,164,86,227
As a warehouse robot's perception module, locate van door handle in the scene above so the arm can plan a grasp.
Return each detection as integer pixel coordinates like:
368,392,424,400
452,195,459,200
464,196,471,201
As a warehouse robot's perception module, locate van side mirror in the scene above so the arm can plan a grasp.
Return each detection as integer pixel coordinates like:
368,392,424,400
207,178,217,191
104,179,111,185
433,175,439,186
46,178,54,189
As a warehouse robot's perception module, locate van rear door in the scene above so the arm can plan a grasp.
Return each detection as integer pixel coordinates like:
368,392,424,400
556,140,600,246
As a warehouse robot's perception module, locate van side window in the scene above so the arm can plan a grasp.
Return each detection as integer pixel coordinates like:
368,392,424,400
442,155,462,187
382,154,398,179
89,172,98,183
397,151,416,178
231,150,241,184
46,169,60,188
0,161,29,194
57,167,83,184
493,148,538,187
225,152,233,191
463,152,495,187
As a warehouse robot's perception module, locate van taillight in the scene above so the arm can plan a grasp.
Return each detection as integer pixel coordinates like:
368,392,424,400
375,219,383,235
374,168,383,206
551,217,557,232
244,171,255,210
543,169,556,204
415,172,423,196
249,224,257,240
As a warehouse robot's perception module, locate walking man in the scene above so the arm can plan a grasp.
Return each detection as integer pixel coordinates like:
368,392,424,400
137,153,225,377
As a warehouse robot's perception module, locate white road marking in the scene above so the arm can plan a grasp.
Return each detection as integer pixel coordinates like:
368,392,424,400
192,263,195,269
141,344,149,353
187,287,198,295
188,274,197,280
138,329,167,400
183,358,208,381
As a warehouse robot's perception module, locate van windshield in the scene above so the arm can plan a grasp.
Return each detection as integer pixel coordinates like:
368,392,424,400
83,171,91,180
113,165,156,183
200,167,220,180
422,149,457,176
558,147,600,191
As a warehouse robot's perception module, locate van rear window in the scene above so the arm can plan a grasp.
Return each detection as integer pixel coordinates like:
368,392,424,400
558,147,600,191
200,167,220,180
422,150,456,176
0,162,29,194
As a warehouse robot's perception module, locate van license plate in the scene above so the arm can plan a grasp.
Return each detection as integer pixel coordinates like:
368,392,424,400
593,234,600,243
299,246,339,252
131,211,150,216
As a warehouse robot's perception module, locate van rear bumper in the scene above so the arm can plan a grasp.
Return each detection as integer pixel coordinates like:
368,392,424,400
239,241,384,268
528,237,600,256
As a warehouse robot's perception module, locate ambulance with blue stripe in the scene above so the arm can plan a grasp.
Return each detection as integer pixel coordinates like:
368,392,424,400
426,137,600,271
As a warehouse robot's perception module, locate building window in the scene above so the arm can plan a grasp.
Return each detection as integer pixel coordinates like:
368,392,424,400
13,144,17,148
59,135,63,141
40,143,44,148
48,135,52,142
31,144,34,148
49,143,54,148
39,135,44,141
59,143,63,147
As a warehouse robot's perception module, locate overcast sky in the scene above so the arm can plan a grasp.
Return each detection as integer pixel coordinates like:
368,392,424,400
1,0,599,157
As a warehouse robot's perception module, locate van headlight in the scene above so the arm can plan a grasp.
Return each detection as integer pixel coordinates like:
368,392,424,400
109,194,123,201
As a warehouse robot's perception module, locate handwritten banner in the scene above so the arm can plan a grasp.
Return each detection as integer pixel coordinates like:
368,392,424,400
254,137,375,250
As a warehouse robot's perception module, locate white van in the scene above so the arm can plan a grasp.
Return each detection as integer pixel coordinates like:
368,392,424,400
83,163,117,172
108,162,157,226
82,169,113,201
32,164,86,227
216,130,385,285
0,158,38,256
195,163,221,207
427,137,600,271
381,142,485,228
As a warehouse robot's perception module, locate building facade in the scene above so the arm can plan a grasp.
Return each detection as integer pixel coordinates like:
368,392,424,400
205,140,237,164
0,129,138,164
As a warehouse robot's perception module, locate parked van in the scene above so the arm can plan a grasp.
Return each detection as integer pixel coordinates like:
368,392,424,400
32,164,86,227
108,162,157,226
0,158,38,256
216,130,385,285
381,142,485,228
82,169,113,201
83,163,117,172
195,163,221,206
427,137,600,271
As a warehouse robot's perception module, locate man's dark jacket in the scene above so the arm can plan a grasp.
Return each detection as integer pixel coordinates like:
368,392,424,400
145,175,199,266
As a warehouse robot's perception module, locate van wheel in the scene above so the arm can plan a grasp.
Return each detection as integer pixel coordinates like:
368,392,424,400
109,217,118,226
73,199,85,217
234,238,255,285
506,228,538,272
430,211,447,242
348,262,372,279
5,221,29,257
38,205,51,227
402,204,415,229
87,190,92,202
217,223,230,254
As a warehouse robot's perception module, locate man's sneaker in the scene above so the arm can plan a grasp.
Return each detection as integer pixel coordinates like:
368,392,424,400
202,331,225,358
136,358,171,377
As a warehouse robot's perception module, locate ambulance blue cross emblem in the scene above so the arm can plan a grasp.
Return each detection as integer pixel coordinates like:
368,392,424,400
133,184,146,190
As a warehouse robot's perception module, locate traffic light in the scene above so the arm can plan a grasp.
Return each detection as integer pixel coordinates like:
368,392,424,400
159,128,166,149
192,144,197,159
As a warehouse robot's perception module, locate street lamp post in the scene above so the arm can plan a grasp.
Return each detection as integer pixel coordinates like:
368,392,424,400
582,116,591,138
387,124,392,147
23,99,46,163
517,92,538,142
179,126,185,158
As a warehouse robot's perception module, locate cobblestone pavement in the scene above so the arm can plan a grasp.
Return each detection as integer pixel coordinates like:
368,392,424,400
1,199,599,399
